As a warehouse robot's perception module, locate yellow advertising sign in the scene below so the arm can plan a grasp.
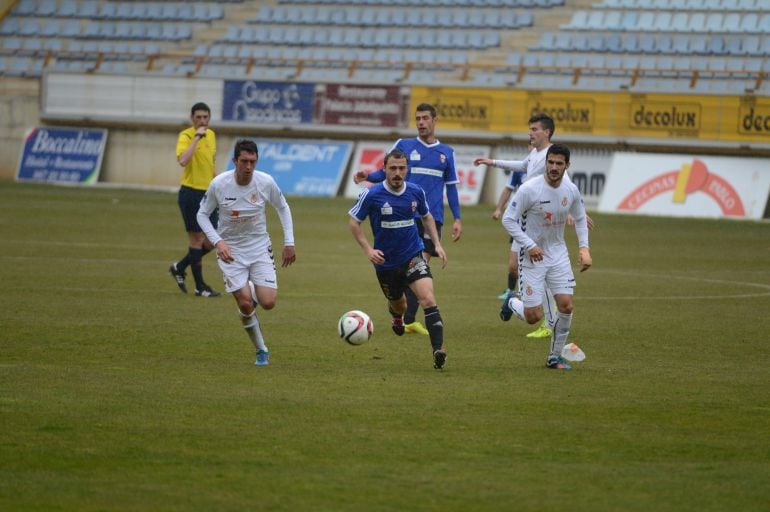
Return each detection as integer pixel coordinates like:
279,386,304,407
410,86,770,144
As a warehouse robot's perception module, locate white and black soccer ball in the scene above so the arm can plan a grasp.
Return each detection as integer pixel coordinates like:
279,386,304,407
338,310,373,345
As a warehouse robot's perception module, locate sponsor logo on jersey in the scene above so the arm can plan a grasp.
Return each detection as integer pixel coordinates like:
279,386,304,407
230,210,241,217
410,150,421,162
381,202,393,215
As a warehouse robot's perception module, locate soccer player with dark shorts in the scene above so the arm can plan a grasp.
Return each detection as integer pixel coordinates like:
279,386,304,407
353,103,461,337
348,149,449,370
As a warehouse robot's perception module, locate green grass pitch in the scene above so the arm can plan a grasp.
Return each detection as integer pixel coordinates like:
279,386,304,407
1,181,768,511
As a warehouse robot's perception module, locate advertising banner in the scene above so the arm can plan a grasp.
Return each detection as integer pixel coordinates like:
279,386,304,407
16,127,108,184
222,81,315,125
226,138,353,197
314,84,410,128
342,140,489,206
598,153,770,219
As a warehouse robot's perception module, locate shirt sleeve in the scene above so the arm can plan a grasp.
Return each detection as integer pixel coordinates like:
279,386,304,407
569,188,590,249
196,184,221,246
501,188,536,251
266,177,295,246
493,159,527,172
445,183,461,220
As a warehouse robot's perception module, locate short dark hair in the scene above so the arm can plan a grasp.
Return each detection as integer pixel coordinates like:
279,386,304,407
529,112,555,138
384,148,408,167
233,139,258,160
191,102,210,116
546,143,570,163
415,102,437,118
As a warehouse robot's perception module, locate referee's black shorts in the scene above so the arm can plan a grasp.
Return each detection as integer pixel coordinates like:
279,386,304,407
178,185,218,232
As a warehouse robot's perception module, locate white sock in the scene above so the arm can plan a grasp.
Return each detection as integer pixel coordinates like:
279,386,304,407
544,287,557,329
549,312,572,359
508,296,525,321
240,310,267,352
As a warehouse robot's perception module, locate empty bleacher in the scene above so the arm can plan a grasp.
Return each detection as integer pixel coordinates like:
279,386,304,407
0,0,767,94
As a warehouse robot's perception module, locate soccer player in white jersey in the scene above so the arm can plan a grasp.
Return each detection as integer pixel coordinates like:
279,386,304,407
197,140,297,367
475,113,559,339
348,149,449,370
353,103,461,337
499,144,592,370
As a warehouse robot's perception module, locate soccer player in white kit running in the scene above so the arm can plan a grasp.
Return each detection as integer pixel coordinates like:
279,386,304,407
499,144,592,370
474,113,559,339
197,139,297,367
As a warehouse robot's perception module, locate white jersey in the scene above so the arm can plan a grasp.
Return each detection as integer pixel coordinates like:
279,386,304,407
197,170,294,257
502,175,588,267
495,145,572,188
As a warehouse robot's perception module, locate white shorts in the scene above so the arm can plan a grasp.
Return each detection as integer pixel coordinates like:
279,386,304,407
217,246,277,293
519,258,575,308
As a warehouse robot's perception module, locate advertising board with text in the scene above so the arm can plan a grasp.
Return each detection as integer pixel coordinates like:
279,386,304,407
227,138,353,197
16,127,108,184
598,153,770,219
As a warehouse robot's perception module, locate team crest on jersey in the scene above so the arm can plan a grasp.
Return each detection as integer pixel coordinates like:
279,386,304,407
411,201,417,212
524,285,534,296
440,154,446,164
562,196,568,206
381,202,393,215
544,211,553,221
410,150,421,161
251,193,258,204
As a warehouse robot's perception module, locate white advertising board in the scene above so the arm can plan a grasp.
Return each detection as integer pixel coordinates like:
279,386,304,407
598,153,770,220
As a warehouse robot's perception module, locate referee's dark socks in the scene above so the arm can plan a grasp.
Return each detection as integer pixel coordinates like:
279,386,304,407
189,247,205,290
424,306,444,352
403,288,419,324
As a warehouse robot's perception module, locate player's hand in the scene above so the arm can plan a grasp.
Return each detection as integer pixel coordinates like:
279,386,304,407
586,214,595,230
281,246,296,267
473,157,492,166
368,248,385,265
435,245,448,268
578,247,592,272
215,240,234,263
195,126,207,137
353,170,367,184
491,209,502,220
528,246,544,263
451,219,462,242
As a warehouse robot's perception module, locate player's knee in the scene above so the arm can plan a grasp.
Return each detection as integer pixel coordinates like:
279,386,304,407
524,309,542,325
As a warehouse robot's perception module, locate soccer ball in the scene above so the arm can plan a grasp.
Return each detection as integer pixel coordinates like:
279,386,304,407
338,310,373,345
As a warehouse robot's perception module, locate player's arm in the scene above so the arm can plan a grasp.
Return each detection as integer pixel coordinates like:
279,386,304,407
493,186,513,220
421,212,447,268
501,190,539,262
267,180,296,267
570,193,592,272
348,216,385,265
445,183,462,242
196,188,232,262
474,157,527,172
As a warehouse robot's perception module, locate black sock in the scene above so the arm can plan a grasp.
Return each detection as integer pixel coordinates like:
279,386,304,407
424,306,444,352
189,247,205,290
508,272,517,291
177,252,191,273
403,288,419,324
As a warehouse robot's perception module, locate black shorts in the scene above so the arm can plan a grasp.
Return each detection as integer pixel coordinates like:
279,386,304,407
417,219,443,258
178,185,218,232
375,252,433,301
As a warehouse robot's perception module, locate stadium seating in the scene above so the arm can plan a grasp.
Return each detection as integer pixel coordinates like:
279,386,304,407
0,0,767,95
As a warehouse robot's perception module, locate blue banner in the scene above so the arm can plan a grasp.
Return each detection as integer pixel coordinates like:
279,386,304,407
222,81,315,125
16,127,108,184
226,139,353,197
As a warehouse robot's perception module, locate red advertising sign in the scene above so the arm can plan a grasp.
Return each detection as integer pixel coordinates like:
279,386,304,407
314,84,410,128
